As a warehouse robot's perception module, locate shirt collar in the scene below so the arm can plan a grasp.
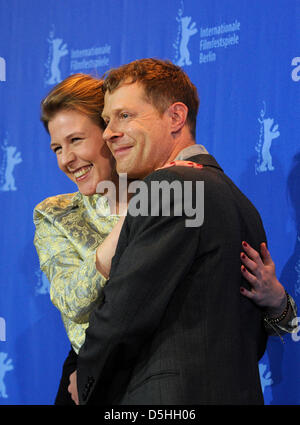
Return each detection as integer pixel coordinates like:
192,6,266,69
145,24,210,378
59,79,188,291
175,144,209,160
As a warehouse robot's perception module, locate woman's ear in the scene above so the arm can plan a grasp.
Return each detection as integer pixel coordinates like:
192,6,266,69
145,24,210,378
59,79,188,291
167,102,189,133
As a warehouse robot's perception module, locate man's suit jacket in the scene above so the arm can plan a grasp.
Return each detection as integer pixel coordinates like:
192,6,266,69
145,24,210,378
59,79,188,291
77,154,268,405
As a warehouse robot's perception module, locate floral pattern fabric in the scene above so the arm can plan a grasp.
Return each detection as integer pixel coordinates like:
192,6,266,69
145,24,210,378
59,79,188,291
33,192,119,353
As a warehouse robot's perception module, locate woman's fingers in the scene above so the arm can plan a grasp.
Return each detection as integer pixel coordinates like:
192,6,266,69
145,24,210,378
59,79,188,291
260,242,273,266
240,251,257,274
242,241,263,263
240,285,255,300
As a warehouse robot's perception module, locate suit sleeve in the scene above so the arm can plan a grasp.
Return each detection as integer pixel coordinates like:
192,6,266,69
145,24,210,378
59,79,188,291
77,169,202,403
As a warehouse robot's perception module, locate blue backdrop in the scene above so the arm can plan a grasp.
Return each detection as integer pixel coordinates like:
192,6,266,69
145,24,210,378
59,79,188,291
0,0,299,405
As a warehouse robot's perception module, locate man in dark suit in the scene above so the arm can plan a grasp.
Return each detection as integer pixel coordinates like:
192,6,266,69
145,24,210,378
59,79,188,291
76,58,270,404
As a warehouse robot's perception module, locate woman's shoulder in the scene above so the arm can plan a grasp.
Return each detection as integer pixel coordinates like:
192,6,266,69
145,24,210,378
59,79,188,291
33,192,80,220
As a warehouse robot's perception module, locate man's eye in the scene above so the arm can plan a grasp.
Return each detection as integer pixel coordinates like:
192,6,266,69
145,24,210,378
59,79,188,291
53,146,62,154
102,119,108,128
120,113,129,119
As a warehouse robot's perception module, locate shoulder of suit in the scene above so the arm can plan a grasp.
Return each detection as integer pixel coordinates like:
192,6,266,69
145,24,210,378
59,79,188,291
33,192,80,221
144,163,218,183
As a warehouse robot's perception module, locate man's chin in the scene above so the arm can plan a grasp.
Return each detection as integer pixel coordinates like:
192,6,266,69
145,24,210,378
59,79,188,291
116,159,151,179
117,166,145,180
116,163,132,177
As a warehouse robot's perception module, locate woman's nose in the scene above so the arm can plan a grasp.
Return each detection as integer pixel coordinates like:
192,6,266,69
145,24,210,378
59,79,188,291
60,147,76,168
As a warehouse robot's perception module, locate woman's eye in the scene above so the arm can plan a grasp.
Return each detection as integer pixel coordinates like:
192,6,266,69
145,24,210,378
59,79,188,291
53,146,62,154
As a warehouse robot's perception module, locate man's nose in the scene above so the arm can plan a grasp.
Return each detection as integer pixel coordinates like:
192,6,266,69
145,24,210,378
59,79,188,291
103,123,123,143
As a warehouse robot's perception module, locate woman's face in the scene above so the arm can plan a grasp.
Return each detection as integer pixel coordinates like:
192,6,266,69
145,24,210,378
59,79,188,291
48,109,115,196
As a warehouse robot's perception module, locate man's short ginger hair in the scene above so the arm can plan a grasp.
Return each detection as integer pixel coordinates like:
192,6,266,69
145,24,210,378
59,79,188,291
102,58,199,139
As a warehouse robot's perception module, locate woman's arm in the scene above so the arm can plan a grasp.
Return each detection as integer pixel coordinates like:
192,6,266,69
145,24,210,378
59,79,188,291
95,216,126,279
34,211,122,323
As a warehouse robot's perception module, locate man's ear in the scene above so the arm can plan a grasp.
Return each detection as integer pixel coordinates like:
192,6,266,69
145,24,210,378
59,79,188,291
167,102,189,133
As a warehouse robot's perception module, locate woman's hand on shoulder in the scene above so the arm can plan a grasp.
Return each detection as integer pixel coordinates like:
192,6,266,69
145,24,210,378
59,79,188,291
240,241,287,317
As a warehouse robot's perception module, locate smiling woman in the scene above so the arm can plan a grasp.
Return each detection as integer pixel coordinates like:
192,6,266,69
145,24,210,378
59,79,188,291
41,74,117,195
34,73,126,405
48,109,115,195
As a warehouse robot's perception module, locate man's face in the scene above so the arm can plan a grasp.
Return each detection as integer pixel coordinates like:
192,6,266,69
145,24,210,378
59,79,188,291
102,82,174,179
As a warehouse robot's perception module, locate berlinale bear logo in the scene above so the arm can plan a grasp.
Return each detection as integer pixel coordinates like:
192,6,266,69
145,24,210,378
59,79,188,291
174,3,198,67
255,102,280,174
0,353,13,399
45,27,68,85
0,136,22,192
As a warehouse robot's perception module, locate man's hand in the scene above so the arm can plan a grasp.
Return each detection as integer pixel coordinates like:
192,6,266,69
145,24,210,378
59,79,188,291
68,370,79,405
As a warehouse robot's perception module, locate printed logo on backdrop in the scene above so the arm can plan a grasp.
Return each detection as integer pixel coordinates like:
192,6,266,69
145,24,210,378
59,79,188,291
255,102,280,174
0,57,6,82
291,57,300,82
174,1,198,66
173,1,241,66
0,134,22,192
45,26,111,86
45,27,68,85
0,319,13,400
35,270,50,295
0,353,13,399
199,20,240,64
259,363,273,394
